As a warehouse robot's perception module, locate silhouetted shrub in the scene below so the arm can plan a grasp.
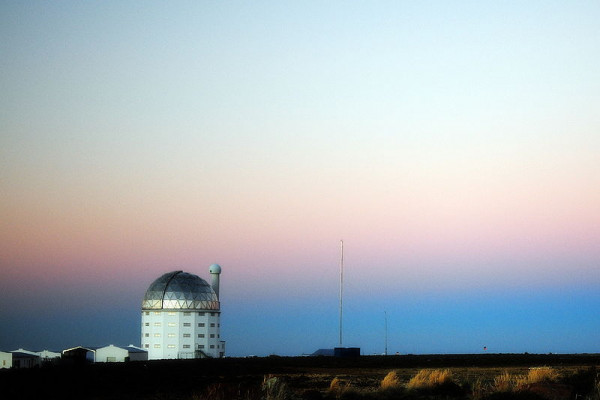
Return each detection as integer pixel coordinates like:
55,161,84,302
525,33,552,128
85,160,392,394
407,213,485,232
565,366,597,397
483,391,546,400
300,389,323,400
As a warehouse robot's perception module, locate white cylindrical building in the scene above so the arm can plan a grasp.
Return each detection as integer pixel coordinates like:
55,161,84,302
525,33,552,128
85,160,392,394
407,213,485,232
209,263,221,298
141,268,224,360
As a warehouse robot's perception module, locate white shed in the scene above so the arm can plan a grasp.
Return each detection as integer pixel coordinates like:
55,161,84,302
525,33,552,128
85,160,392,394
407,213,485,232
10,348,60,363
37,349,61,361
96,345,148,362
0,351,12,369
62,346,96,364
96,345,127,362
125,345,148,362
11,351,40,368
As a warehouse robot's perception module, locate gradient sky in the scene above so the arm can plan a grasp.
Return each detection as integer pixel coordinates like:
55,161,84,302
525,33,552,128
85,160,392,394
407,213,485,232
1,1,599,356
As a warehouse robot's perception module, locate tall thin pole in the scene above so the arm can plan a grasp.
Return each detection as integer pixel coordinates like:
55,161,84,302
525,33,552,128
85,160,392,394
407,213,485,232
339,239,344,347
384,311,388,356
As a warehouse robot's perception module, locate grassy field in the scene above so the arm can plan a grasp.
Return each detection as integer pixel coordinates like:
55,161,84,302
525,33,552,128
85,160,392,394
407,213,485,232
1,353,598,399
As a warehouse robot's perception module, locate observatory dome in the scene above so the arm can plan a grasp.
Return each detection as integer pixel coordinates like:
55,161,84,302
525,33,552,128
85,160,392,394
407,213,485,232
142,270,219,311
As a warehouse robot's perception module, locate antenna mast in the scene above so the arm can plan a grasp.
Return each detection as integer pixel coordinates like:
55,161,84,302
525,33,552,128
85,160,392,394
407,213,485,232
384,311,388,356
339,239,344,347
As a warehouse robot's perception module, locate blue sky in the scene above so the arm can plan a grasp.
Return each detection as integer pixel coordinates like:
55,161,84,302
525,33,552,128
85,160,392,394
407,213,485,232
1,1,599,356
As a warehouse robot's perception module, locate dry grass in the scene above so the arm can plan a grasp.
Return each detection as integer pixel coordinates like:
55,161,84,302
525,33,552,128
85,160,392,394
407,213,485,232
406,369,454,390
191,382,261,400
329,377,343,392
493,371,519,392
328,377,353,398
521,367,560,384
262,375,293,400
491,368,560,394
380,370,402,389
471,378,487,400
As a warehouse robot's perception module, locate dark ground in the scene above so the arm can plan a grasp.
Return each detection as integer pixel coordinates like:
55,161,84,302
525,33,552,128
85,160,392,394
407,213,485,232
1,353,599,399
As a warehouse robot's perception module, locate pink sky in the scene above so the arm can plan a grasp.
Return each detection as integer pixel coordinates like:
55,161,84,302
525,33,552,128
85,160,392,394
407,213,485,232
1,1,599,355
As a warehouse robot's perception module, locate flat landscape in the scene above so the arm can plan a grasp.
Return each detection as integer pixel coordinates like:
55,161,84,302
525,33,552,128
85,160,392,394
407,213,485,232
1,354,599,400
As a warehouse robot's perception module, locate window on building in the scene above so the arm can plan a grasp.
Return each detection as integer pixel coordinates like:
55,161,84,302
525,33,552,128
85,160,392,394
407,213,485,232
210,323,215,327
218,334,220,338
183,322,191,327
167,345,175,349
154,322,161,327
210,334,215,338
154,333,161,337
183,312,191,316
168,312,176,316
211,312,216,316
144,344,149,348
198,334,205,338
167,333,175,338
183,333,191,338
199,345,205,349
154,312,161,315
144,333,149,337
183,345,190,349
198,312,205,316
168,322,176,327
154,344,161,348
145,312,150,315
198,323,205,327
145,322,149,326
217,323,220,327
210,345,215,349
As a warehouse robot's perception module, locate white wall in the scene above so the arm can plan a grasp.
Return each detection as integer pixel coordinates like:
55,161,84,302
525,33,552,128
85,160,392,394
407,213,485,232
141,310,223,360
0,351,12,369
96,345,128,362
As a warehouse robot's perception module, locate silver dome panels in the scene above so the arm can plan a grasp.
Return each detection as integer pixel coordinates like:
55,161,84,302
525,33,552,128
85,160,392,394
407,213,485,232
142,271,220,310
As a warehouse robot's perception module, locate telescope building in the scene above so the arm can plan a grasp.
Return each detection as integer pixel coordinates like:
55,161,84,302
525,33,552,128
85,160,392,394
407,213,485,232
141,265,224,359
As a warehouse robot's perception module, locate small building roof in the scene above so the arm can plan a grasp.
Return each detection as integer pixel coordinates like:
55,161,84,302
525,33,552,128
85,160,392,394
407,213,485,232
124,345,147,353
62,346,98,354
96,344,148,353
11,348,38,355
311,348,335,356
